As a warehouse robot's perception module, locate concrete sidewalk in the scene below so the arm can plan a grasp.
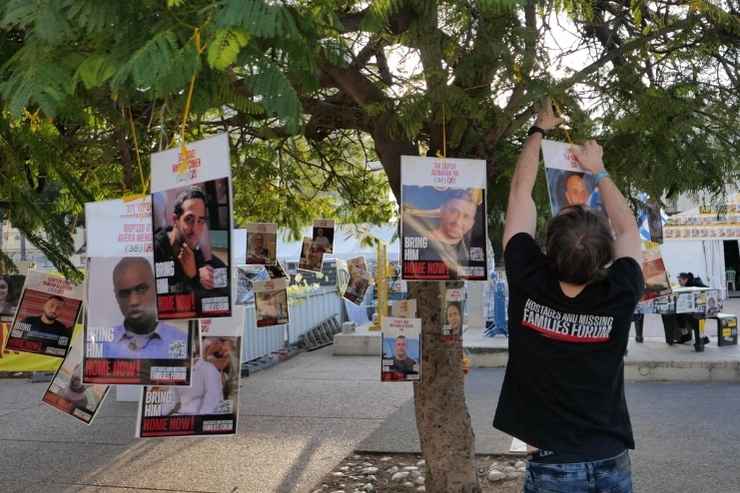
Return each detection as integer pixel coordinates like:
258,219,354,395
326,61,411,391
0,348,412,493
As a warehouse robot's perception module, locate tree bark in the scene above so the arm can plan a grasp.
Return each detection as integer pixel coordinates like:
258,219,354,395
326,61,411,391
411,280,480,493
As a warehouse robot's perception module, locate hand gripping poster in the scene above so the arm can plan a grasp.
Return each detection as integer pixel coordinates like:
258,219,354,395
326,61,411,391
381,317,421,382
150,134,233,319
42,330,109,425
253,278,289,328
542,140,605,216
245,223,277,265
137,316,241,437
83,197,195,385
442,287,465,343
5,272,84,357
343,256,371,305
401,156,488,281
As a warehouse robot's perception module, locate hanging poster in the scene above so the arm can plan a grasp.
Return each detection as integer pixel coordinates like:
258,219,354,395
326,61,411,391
42,330,109,425
442,288,465,343
85,197,153,257
245,223,277,265
298,237,323,273
639,242,672,302
84,257,194,385
5,272,83,357
150,133,232,319
0,274,25,321
136,319,241,438
253,278,289,328
312,219,335,255
343,257,371,305
400,156,487,281
542,140,605,216
381,317,421,382
390,299,417,318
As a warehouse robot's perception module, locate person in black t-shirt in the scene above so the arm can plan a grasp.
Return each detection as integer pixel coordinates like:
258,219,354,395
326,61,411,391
494,99,643,493
22,295,70,340
389,336,417,374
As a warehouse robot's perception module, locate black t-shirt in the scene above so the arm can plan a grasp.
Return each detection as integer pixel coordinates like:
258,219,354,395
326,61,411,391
494,233,644,459
23,316,69,339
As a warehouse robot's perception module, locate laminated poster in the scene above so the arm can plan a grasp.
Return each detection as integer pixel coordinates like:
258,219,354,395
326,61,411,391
381,317,421,382
542,139,605,217
245,223,277,265
150,134,233,319
401,156,487,281
343,256,371,305
6,272,84,358
253,278,289,328
312,219,335,255
442,288,464,343
298,237,323,273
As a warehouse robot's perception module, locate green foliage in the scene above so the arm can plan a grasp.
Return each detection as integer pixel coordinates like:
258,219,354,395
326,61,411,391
215,0,300,39
207,28,250,70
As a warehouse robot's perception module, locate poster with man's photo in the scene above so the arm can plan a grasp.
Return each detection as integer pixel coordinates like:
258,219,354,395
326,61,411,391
42,330,109,425
442,288,465,343
639,242,672,302
401,156,488,281
390,299,417,318
0,274,25,322
83,257,194,385
312,219,335,255
298,237,323,273
150,133,232,319
136,325,241,438
343,256,371,305
542,140,605,216
245,223,277,265
253,278,289,328
5,272,84,357
381,317,421,382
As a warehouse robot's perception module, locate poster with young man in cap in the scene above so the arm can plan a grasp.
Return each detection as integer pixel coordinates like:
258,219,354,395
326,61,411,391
401,156,488,281
150,134,233,319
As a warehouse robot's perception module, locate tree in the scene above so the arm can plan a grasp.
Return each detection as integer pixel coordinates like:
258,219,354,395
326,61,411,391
1,1,738,491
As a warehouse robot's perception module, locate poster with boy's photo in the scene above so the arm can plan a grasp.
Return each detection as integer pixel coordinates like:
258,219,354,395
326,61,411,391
83,257,194,385
5,272,84,357
639,243,672,302
42,330,109,425
343,256,371,305
312,219,335,255
442,288,465,343
542,140,605,216
400,156,488,281
298,237,323,273
136,332,241,437
253,278,289,328
0,274,25,321
381,317,421,382
245,223,277,265
150,133,232,320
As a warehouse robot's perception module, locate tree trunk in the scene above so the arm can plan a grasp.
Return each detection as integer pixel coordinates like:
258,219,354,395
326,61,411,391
411,280,480,493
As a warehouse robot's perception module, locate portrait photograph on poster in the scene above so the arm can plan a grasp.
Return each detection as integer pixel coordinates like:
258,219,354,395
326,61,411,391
253,278,289,328
245,223,277,265
390,299,417,318
5,272,83,358
298,237,323,273
343,257,371,305
312,219,335,255
136,334,241,437
541,139,605,216
84,257,194,385
0,274,25,321
381,317,421,382
42,331,109,425
401,156,488,281
442,288,465,343
150,133,232,320
639,244,672,301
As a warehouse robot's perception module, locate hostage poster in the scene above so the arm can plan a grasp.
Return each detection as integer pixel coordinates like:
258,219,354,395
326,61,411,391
381,317,421,382
639,242,672,302
401,156,488,281
343,256,371,305
42,330,109,425
245,223,277,265
253,278,289,328
442,287,465,343
136,317,241,437
150,133,233,319
542,139,605,216
0,274,25,322
5,272,84,357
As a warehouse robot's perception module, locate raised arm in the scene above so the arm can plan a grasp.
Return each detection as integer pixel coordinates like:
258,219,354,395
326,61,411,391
502,99,562,249
570,141,641,262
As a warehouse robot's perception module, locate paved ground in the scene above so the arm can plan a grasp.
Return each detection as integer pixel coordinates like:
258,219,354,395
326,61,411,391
3,335,740,493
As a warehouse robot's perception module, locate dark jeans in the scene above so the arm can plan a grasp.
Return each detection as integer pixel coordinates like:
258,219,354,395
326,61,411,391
524,450,632,493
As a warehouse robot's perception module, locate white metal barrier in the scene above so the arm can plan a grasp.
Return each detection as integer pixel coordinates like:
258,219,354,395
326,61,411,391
241,286,343,362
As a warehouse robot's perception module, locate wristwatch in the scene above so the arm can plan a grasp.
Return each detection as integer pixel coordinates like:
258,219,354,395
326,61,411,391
527,125,547,137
